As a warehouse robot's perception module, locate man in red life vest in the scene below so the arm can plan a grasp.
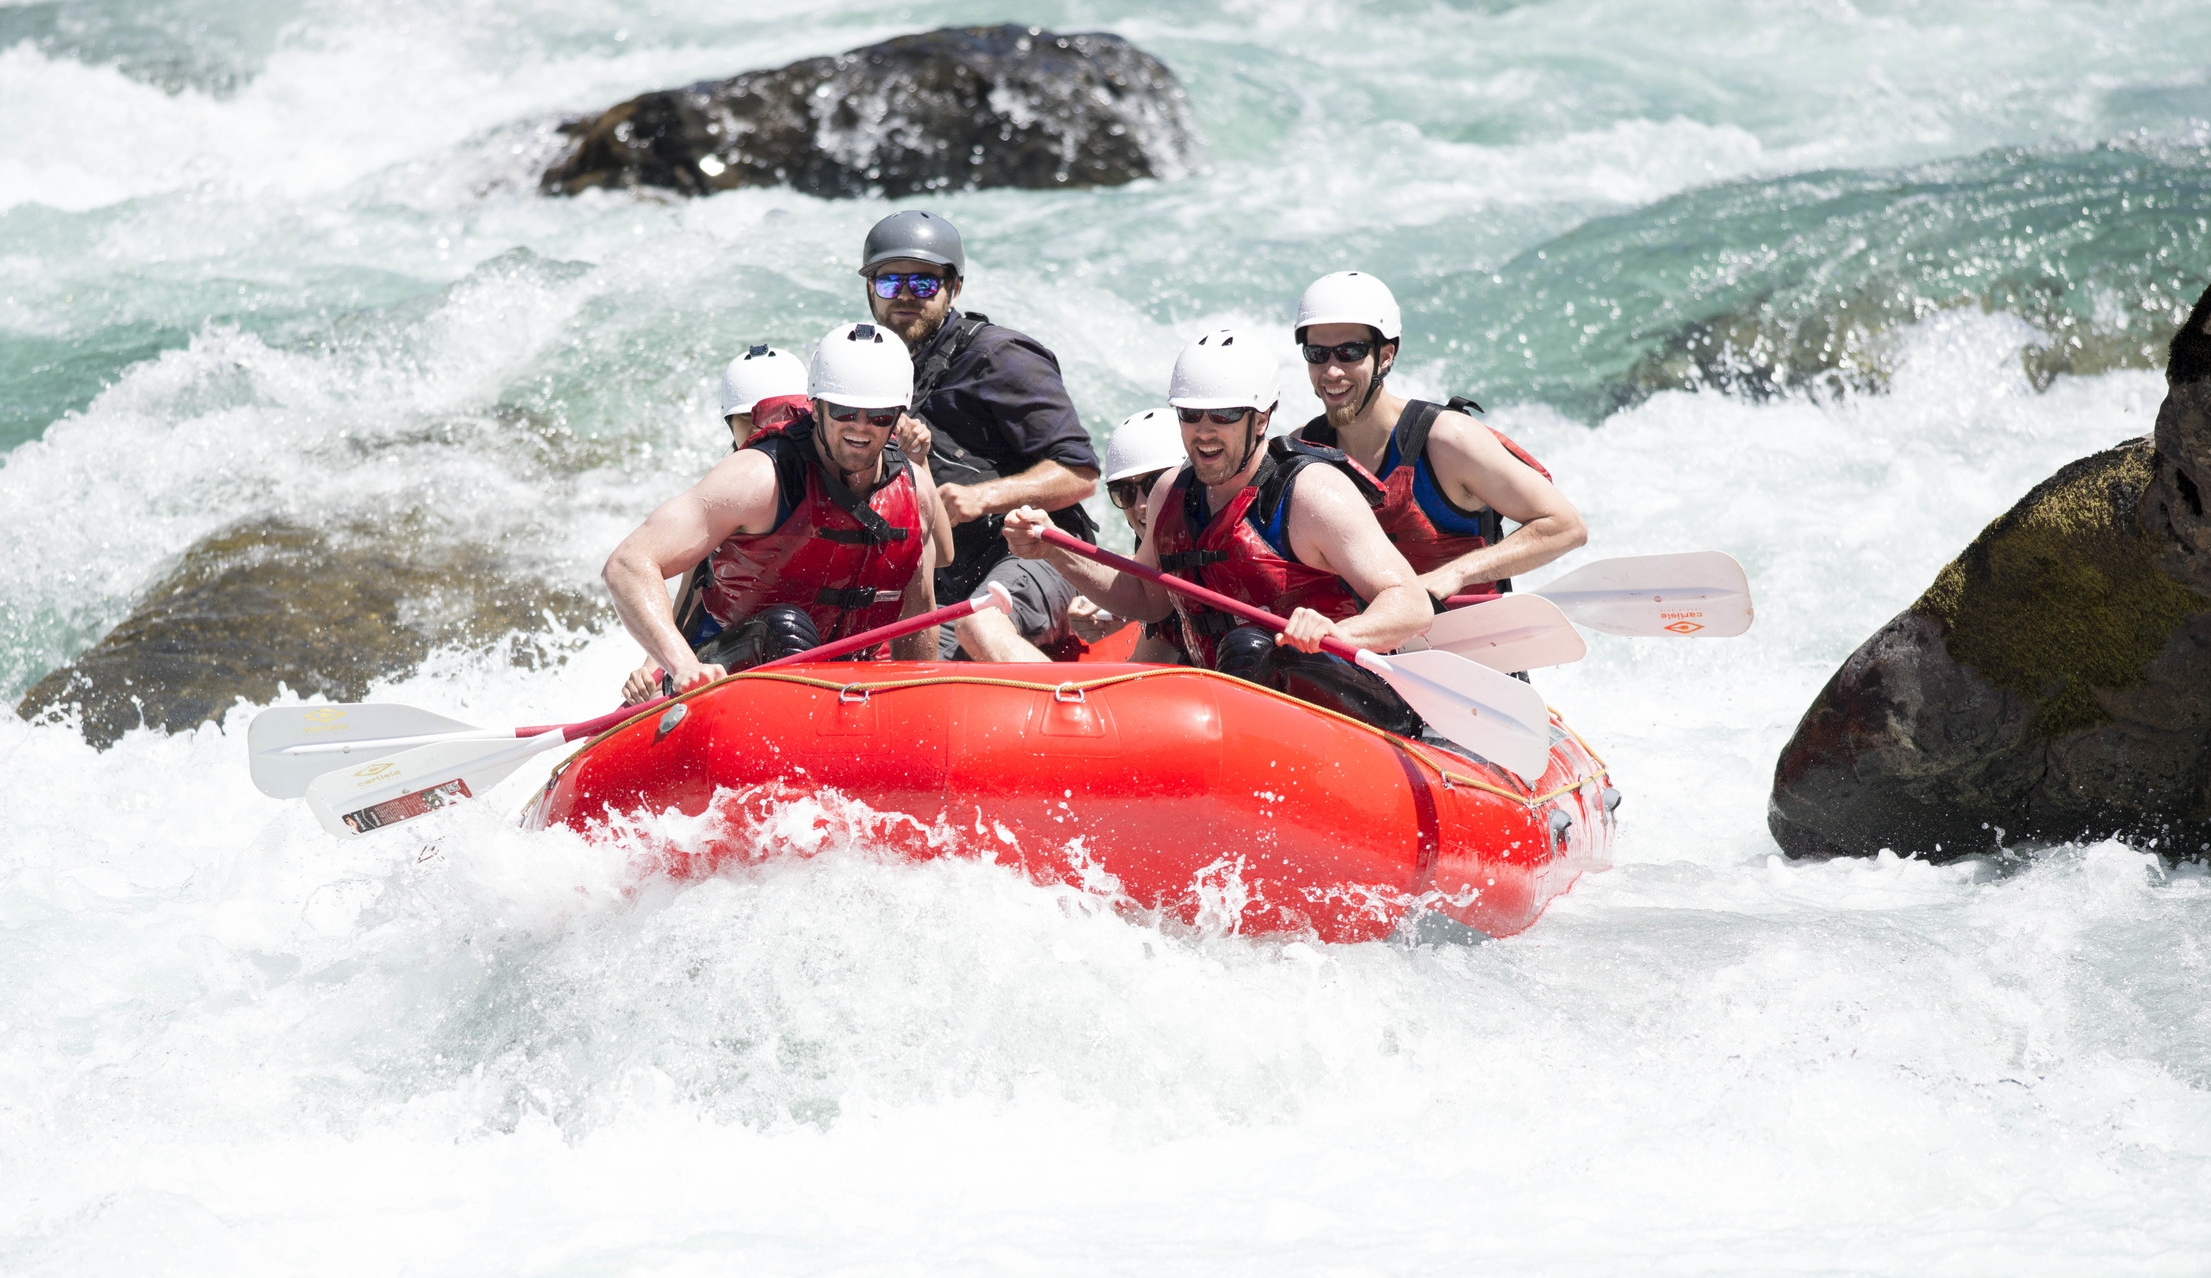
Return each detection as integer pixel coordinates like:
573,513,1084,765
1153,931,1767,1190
1003,329,1435,734
1290,272,1585,608
616,340,922,701
604,321,946,699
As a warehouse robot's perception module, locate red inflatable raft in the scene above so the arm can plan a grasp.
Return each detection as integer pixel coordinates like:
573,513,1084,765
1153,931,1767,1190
526,661,1616,942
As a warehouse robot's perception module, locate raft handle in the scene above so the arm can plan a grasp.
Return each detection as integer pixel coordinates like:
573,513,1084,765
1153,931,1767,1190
1053,682,1086,704
1547,806,1574,857
838,684,872,705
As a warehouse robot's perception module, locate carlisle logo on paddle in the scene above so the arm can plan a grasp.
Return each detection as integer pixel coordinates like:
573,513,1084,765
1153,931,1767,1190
351,761,399,780
302,707,349,732
1660,610,1706,634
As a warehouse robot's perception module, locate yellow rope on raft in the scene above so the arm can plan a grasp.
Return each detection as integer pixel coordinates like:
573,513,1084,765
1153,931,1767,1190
557,664,1610,809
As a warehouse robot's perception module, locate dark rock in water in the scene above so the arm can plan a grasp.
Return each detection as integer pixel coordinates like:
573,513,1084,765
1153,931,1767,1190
540,24,1194,199
1769,285,2211,861
16,519,606,749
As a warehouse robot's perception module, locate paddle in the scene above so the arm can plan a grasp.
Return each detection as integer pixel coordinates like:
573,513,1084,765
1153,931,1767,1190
1413,593,1588,672
1446,551,1752,637
285,584,1011,836
1033,527,1552,781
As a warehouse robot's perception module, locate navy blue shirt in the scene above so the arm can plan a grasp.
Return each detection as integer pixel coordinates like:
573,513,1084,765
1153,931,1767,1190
910,308,1099,596
911,308,1099,478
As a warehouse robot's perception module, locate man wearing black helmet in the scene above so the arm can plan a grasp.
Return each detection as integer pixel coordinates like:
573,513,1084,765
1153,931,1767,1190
859,210,1102,661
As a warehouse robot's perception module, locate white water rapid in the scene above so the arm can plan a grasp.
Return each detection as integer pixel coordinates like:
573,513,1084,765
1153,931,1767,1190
4,1,2210,1272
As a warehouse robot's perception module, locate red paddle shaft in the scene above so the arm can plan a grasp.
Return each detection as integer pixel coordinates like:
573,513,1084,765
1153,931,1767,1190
1036,526,1362,662
516,588,1003,741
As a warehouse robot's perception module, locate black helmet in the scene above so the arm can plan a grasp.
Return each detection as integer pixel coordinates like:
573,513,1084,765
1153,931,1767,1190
859,210,965,278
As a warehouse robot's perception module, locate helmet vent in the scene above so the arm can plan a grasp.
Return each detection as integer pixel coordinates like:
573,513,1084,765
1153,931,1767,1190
747,343,769,358
852,324,878,341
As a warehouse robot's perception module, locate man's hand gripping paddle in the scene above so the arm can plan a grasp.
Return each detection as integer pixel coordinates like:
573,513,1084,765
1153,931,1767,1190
256,585,1014,837
1033,527,1552,782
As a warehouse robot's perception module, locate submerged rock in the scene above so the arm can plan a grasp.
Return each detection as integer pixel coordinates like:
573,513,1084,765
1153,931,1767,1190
1768,285,2211,860
540,24,1194,199
16,519,605,749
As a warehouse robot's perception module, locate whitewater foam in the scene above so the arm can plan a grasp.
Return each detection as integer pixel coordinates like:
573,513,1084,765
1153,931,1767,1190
7,0,2211,1271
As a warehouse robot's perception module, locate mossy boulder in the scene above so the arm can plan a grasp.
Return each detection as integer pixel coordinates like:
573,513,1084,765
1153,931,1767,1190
1769,284,2211,860
16,518,606,749
540,24,1194,199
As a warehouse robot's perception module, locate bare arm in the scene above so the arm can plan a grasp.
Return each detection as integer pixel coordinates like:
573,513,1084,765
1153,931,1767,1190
939,457,1099,525
1416,413,1587,598
602,449,780,690
896,414,958,564
1001,465,1177,622
888,471,943,660
1283,465,1433,655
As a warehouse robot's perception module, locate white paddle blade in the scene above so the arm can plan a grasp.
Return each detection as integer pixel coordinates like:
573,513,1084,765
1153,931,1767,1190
1424,594,1588,672
249,703,481,798
1534,551,1753,638
303,735,547,838
1362,649,1553,783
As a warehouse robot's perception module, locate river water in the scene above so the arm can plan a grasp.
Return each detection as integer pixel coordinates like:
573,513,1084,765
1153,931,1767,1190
5,1,2211,1272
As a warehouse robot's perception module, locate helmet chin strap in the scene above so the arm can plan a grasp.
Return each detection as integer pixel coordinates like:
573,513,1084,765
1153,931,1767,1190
1233,409,1268,475
1353,335,1395,419
814,410,871,488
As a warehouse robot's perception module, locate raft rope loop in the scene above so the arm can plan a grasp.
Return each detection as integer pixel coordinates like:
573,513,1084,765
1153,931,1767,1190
544,665,1610,809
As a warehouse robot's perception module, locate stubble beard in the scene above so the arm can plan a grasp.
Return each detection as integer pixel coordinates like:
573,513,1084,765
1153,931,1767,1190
873,302,947,350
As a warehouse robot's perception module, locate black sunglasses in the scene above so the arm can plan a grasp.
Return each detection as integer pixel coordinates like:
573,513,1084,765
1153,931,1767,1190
1108,469,1170,509
1175,406,1251,425
1302,340,1375,365
823,404,901,429
869,272,946,300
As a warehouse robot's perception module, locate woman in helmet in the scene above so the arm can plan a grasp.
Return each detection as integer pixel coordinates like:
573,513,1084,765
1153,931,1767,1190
716,343,810,446
1063,407,1192,663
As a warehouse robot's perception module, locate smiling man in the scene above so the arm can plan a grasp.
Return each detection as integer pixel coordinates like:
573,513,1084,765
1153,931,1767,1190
858,210,1102,661
1289,271,1585,606
1004,329,1434,734
603,321,944,699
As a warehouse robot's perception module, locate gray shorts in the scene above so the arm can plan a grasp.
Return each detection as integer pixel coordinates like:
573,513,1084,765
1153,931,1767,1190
938,555,1077,658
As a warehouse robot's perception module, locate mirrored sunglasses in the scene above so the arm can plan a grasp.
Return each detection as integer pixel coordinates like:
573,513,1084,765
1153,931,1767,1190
869,272,946,300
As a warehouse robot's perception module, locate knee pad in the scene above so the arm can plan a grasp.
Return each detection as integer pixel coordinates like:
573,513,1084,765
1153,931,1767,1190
756,605,820,662
1258,646,1426,739
1212,624,1278,682
696,605,821,670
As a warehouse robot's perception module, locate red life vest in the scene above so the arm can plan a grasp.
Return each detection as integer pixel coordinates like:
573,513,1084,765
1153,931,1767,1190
696,414,926,652
1148,436,1381,667
1298,398,1549,606
747,394,811,438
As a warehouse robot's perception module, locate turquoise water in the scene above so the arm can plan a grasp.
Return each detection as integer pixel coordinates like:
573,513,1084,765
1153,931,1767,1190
4,2,2210,1272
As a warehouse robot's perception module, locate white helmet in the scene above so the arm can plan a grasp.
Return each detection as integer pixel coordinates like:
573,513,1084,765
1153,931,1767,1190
1103,408,1185,483
807,322,913,409
1167,329,1279,412
1294,271,1402,343
718,344,807,416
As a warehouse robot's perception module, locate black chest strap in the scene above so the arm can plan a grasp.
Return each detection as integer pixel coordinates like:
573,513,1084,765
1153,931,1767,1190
798,425,910,545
